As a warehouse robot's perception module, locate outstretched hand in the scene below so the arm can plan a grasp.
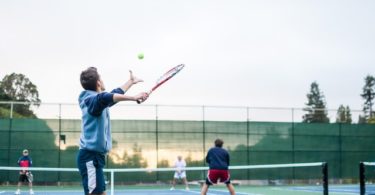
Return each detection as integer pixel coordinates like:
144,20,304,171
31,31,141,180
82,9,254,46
135,92,149,104
129,70,143,84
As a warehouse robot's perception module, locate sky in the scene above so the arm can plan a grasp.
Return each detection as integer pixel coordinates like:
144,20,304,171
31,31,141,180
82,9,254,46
1,0,375,113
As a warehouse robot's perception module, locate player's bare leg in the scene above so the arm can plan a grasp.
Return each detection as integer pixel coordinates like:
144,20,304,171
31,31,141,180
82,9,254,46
226,183,235,195
29,182,34,194
17,181,21,188
183,177,189,190
170,178,176,190
15,181,22,194
201,183,209,195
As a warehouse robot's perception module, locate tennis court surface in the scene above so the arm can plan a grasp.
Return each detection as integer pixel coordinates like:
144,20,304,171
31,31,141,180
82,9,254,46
1,185,372,195
2,162,375,195
0,189,247,195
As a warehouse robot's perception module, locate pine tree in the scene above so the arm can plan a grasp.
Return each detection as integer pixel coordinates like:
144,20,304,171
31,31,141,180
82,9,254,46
303,82,330,123
336,105,352,124
336,105,345,123
345,106,352,124
360,75,375,123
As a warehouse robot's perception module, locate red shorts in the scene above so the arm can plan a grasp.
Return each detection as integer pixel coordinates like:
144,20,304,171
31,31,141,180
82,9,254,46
206,169,231,185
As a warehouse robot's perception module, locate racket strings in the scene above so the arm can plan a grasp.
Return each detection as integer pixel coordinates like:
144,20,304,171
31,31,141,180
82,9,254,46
155,64,184,84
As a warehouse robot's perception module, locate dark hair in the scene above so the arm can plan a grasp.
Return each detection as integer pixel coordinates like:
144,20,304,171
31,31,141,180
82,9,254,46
80,67,100,91
214,139,224,147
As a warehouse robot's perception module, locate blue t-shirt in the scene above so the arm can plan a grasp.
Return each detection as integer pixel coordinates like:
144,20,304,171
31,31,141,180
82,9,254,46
18,156,32,167
206,147,230,170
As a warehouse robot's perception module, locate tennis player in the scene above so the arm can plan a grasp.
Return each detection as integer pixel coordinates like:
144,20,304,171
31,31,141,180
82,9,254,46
170,156,189,190
201,139,235,195
15,149,34,195
77,67,148,195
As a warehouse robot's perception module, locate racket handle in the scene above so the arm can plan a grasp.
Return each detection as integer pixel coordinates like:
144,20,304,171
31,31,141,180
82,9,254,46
137,91,151,104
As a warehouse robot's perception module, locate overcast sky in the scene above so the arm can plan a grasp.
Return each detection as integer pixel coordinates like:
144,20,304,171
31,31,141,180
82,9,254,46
1,0,375,112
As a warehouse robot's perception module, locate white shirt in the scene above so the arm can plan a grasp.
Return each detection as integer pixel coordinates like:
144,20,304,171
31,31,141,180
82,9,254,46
173,159,187,178
175,159,186,171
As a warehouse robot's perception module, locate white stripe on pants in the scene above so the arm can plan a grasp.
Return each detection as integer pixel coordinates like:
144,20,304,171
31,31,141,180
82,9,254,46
86,161,96,193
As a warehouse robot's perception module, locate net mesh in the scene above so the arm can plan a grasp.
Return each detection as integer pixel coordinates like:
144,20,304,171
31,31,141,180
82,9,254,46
0,162,327,195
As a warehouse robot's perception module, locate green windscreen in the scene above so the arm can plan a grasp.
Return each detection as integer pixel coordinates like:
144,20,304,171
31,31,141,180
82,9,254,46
1,118,375,183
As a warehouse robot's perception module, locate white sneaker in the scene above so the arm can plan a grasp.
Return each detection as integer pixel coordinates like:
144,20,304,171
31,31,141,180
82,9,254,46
14,189,20,195
185,187,190,190
30,189,34,195
170,187,175,190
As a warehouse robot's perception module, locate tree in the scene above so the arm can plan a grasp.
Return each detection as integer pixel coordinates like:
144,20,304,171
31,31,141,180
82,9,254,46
358,115,367,124
108,143,147,168
157,159,170,168
360,75,375,123
336,105,352,124
0,73,41,117
345,106,352,124
0,87,11,101
303,82,330,123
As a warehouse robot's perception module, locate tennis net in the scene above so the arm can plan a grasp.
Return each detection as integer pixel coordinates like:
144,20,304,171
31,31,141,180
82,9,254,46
0,162,328,195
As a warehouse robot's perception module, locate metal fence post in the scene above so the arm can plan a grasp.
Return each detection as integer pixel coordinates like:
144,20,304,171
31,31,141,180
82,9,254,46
246,107,250,180
322,162,329,195
58,104,61,184
6,102,14,183
359,162,365,195
155,105,159,181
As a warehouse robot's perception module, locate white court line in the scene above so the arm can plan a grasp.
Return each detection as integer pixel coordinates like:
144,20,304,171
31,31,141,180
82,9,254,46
274,187,358,195
0,191,5,194
185,190,201,194
208,189,259,195
169,189,218,195
272,187,323,194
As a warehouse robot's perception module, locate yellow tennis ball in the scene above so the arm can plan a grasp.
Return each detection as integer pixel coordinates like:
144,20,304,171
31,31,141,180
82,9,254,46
138,53,144,60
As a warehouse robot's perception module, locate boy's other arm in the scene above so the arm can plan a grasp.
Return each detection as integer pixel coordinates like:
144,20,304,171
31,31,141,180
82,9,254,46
112,70,148,103
119,70,143,92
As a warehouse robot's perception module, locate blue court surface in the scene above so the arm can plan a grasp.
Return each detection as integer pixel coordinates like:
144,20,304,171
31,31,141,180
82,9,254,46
0,189,251,195
291,184,375,194
1,185,374,195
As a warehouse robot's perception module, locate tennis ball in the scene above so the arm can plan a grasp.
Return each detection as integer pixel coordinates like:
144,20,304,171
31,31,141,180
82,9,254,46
138,53,144,60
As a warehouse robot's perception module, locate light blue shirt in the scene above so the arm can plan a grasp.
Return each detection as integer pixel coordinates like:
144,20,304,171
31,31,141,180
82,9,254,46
78,88,124,154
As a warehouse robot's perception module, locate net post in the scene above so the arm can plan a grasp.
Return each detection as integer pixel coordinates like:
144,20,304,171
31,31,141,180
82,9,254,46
322,162,328,195
359,162,365,195
110,170,114,195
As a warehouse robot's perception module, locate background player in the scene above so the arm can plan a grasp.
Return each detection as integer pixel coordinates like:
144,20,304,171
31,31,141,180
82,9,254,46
170,156,189,190
201,139,235,195
15,149,34,195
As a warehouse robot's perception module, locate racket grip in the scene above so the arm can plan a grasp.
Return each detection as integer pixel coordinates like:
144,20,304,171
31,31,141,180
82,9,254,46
137,91,151,104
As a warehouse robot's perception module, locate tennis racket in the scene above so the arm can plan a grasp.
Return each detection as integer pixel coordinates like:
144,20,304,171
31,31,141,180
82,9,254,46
137,64,185,104
26,172,33,183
